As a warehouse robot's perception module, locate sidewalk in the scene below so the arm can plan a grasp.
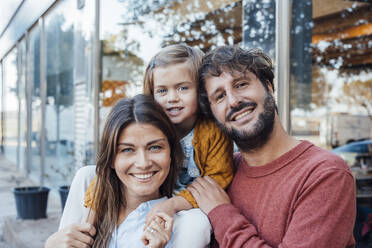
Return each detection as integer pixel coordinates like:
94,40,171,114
0,155,62,248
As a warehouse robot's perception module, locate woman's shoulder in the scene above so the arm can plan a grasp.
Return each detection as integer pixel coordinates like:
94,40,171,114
73,165,96,183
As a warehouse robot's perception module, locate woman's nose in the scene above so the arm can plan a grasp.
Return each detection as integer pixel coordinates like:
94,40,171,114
135,150,152,169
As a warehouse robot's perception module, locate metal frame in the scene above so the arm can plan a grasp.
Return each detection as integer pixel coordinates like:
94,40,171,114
0,61,3,153
275,0,291,132
25,30,32,175
93,0,101,160
39,17,46,186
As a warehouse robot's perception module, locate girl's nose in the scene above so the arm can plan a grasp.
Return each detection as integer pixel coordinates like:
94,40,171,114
167,90,180,103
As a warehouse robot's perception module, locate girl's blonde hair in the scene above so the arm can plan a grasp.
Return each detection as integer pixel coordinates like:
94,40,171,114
143,43,204,96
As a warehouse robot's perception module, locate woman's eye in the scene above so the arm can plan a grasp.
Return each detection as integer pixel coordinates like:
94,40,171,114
121,148,134,153
149,145,162,151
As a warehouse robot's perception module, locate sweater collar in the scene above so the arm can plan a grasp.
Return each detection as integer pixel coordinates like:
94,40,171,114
236,140,313,177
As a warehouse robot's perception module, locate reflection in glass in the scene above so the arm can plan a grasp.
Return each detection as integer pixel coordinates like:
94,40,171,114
45,0,75,187
74,0,95,165
99,0,275,133
3,49,18,165
290,1,372,152
29,25,42,181
243,0,275,58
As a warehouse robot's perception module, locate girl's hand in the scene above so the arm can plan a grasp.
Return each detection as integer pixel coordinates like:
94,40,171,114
141,213,173,248
145,199,176,228
44,223,96,248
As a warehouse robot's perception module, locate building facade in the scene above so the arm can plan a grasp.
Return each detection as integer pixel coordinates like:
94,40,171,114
0,0,371,188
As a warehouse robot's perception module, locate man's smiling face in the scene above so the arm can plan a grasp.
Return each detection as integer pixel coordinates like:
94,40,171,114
205,70,276,151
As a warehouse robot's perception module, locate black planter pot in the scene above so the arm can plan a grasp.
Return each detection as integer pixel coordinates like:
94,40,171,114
58,185,70,211
13,186,50,220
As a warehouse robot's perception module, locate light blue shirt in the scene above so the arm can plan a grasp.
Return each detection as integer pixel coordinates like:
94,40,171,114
108,197,173,248
174,129,201,193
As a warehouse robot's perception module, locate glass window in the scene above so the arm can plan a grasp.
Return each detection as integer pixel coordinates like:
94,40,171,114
290,1,372,164
2,48,18,165
99,0,275,130
0,61,3,151
28,25,42,181
74,0,95,166
18,38,27,172
44,0,75,187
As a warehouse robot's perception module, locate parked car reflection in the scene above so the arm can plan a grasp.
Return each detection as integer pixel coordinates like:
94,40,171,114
332,140,372,171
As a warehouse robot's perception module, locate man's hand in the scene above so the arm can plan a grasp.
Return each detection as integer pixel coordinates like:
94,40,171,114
45,223,96,248
188,176,231,215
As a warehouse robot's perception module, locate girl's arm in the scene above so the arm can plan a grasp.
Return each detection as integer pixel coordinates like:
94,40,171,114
178,119,234,208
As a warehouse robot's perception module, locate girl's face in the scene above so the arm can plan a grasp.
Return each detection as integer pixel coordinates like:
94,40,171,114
152,62,198,134
113,123,171,202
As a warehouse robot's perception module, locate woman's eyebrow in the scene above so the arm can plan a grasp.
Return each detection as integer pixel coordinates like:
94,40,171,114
147,138,166,146
117,142,134,147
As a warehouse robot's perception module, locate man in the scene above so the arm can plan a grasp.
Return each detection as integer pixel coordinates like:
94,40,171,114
188,46,356,247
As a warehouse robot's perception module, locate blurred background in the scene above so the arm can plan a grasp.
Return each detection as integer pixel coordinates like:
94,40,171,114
0,0,371,209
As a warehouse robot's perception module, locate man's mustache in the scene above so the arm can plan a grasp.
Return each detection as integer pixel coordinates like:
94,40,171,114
226,102,257,121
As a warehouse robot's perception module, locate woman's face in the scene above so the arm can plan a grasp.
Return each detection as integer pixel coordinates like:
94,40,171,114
113,122,171,202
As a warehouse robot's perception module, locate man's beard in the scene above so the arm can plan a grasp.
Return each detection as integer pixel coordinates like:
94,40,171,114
216,92,276,152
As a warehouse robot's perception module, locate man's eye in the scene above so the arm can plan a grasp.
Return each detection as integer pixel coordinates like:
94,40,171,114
236,82,248,88
149,145,162,151
215,92,226,103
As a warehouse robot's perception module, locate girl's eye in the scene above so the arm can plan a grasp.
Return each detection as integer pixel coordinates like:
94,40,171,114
155,88,167,94
178,86,188,91
149,145,162,151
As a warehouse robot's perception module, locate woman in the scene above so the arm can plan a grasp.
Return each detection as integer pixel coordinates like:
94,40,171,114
45,94,183,247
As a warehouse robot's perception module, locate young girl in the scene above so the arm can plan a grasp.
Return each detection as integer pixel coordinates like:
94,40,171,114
85,44,234,246
46,95,183,248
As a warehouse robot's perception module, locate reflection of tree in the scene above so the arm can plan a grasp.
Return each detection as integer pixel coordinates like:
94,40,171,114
340,79,372,121
311,66,332,108
45,13,74,155
102,31,144,87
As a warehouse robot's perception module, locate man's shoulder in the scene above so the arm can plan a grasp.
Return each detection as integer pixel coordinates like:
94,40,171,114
303,142,350,172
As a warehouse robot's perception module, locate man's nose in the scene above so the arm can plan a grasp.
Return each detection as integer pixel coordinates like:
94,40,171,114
226,90,241,108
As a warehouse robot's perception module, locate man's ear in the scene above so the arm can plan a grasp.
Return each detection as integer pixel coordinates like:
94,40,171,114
267,80,274,95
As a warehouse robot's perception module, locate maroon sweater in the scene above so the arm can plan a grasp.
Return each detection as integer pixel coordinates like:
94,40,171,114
208,141,356,248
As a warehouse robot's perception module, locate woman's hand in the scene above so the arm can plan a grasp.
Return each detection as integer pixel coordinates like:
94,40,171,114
141,213,173,248
44,223,96,248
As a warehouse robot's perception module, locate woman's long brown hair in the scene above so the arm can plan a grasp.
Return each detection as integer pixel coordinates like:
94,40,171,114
91,94,183,247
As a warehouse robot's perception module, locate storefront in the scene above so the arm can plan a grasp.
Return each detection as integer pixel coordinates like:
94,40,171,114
0,0,371,188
